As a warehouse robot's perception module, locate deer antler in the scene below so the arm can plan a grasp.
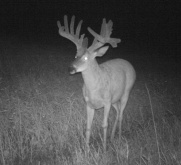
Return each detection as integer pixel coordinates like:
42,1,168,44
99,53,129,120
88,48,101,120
87,18,121,53
57,15,88,55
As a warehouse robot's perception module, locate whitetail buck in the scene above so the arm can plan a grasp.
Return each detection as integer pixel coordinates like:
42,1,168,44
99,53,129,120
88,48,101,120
57,15,136,150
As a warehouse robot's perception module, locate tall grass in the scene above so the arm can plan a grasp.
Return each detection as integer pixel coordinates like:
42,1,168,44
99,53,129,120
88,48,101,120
0,39,180,164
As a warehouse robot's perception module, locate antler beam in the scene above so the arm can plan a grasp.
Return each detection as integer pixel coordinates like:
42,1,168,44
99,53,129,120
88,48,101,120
57,15,86,52
87,18,121,53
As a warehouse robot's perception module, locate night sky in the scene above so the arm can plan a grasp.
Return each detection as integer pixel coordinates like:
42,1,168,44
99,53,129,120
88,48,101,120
0,0,180,71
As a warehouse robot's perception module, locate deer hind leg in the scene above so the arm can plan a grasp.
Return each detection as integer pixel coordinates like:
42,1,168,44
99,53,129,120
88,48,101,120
111,102,120,141
118,91,130,138
86,105,95,147
102,102,111,150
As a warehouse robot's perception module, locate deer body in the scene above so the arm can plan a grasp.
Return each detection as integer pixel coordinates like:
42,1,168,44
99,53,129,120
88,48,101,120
82,59,135,109
81,57,136,149
57,15,136,150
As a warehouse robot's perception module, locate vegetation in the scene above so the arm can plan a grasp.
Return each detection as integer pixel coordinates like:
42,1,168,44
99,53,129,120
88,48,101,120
0,38,180,165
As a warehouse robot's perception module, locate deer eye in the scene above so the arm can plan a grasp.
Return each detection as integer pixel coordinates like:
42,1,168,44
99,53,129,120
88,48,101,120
82,56,88,61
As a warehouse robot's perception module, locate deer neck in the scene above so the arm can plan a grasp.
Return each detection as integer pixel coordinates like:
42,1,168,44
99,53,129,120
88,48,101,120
81,59,102,90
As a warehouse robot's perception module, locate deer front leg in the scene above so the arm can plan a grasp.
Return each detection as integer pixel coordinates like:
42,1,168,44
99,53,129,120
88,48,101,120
86,105,95,147
102,103,111,150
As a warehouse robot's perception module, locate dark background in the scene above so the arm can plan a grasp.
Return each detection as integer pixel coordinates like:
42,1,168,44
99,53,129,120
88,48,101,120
0,0,180,75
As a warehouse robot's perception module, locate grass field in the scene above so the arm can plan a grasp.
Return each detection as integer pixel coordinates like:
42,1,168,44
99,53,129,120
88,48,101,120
0,37,180,165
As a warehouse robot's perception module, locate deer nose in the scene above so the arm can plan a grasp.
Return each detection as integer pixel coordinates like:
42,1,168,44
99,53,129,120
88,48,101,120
69,64,76,74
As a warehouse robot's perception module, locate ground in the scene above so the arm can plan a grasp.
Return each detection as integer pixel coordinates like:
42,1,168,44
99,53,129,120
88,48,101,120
0,36,180,165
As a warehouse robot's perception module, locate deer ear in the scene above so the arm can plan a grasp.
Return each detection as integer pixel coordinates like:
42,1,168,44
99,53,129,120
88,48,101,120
95,46,109,57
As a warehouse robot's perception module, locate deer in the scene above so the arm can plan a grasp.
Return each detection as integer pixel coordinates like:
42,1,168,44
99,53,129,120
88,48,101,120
57,15,136,150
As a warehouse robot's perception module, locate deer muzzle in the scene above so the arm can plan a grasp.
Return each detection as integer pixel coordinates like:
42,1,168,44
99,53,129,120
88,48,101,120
69,64,77,74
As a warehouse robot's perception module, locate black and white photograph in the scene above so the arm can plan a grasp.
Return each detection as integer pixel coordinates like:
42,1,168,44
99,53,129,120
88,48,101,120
0,0,180,164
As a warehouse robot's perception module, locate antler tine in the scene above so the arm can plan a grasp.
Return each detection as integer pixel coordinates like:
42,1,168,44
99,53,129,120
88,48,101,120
64,15,69,34
70,15,75,35
57,15,86,51
100,18,107,37
88,18,121,52
76,20,83,38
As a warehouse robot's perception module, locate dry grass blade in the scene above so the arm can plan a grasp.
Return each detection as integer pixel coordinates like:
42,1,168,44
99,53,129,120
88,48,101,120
145,83,161,165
